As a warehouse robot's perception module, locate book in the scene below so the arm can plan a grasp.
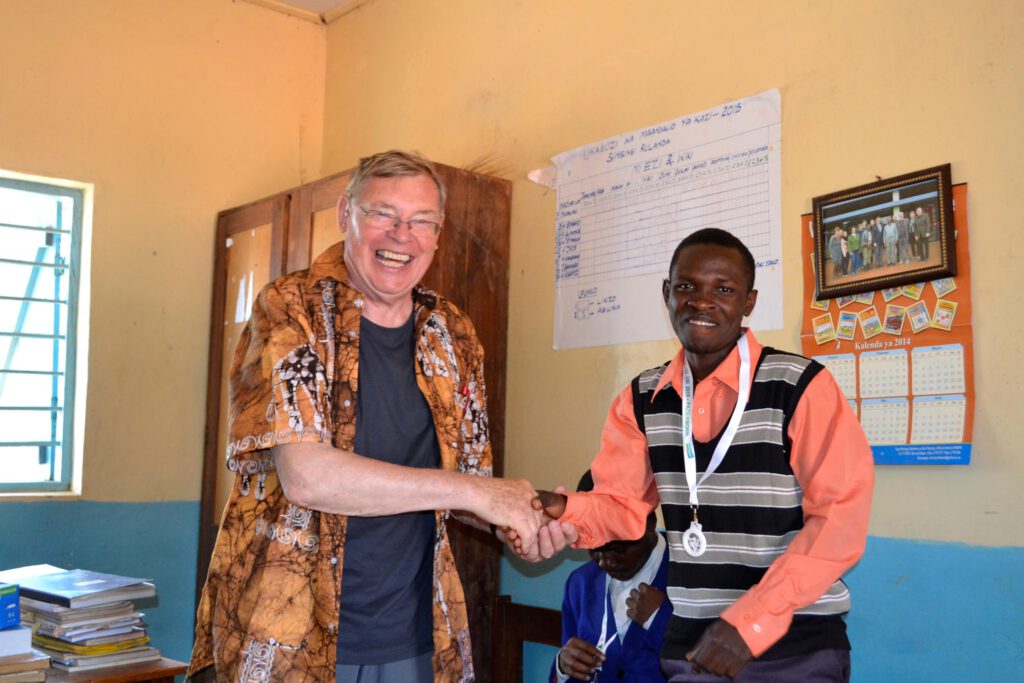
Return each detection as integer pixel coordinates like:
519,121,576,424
0,650,49,675
0,670,46,683
47,646,161,671
0,628,31,660
36,620,143,642
0,566,63,585
18,597,136,619
0,585,17,630
57,630,146,647
5,569,155,609
34,632,149,655
26,604,143,637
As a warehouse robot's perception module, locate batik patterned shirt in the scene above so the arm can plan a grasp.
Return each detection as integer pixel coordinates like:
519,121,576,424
189,242,491,683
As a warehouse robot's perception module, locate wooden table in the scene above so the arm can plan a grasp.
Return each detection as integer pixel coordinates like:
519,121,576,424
45,657,187,683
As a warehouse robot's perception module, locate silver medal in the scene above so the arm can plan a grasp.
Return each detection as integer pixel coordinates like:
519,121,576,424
679,336,752,560
682,521,707,557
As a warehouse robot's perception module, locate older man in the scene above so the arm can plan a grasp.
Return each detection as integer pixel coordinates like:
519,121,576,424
189,150,544,682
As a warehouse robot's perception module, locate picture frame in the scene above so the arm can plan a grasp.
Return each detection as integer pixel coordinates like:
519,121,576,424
812,164,955,299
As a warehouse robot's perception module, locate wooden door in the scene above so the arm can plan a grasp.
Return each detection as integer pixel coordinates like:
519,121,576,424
196,193,289,598
287,171,349,272
417,165,510,682
197,165,510,681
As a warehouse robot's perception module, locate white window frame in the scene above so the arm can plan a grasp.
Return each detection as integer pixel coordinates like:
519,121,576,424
0,169,91,496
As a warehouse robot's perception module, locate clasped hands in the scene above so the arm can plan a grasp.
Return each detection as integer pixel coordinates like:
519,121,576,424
489,481,577,563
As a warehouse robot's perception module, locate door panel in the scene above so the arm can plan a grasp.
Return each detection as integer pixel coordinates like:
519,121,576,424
213,223,274,520
288,173,349,272
309,205,343,261
197,194,288,598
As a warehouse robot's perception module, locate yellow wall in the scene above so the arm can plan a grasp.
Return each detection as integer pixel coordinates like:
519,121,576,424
3,0,1021,545
322,0,1024,546
0,0,325,501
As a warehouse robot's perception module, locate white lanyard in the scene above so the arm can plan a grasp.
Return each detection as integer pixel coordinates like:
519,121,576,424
680,335,751,555
594,575,630,656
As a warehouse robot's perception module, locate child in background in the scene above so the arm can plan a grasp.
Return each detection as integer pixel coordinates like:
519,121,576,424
552,471,671,682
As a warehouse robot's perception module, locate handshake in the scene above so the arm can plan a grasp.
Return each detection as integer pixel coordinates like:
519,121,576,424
475,477,581,563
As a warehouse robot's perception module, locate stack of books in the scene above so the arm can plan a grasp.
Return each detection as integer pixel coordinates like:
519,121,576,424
0,582,47,683
0,651,49,683
0,565,160,673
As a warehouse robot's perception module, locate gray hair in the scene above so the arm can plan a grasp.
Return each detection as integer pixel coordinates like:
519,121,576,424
345,149,447,212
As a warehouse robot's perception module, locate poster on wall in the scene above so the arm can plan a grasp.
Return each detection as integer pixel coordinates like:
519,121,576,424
799,184,974,465
542,89,783,349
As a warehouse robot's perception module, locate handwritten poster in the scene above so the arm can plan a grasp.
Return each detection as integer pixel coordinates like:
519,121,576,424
550,90,783,349
800,184,975,465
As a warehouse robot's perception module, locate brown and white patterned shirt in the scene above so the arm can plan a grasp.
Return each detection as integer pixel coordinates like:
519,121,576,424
189,242,491,682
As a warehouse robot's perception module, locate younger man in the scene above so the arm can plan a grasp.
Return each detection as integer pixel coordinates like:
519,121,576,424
552,471,671,682
540,228,874,681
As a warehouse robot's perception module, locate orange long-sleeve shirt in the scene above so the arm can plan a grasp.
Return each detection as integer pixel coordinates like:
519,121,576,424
561,330,874,656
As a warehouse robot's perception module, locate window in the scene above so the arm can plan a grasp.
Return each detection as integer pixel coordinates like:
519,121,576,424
0,173,90,493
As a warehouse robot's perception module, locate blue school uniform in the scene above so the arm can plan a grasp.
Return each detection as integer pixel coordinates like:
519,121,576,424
550,534,671,682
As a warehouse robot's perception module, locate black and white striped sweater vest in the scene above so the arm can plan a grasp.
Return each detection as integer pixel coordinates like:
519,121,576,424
631,347,852,660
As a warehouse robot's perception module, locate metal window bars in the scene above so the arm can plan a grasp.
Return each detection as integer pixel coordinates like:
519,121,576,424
0,178,83,491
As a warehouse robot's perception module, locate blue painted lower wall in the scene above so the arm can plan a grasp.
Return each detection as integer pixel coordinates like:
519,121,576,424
501,536,1024,683
3,505,1021,681
0,500,199,664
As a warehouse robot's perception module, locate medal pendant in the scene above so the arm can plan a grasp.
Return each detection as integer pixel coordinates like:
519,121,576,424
682,521,707,557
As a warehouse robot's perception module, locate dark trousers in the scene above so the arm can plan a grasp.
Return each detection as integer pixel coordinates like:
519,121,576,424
661,649,850,683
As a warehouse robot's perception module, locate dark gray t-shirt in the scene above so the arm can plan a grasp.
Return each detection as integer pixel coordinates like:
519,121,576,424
336,314,439,664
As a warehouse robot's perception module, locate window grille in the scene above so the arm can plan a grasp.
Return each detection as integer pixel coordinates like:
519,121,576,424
0,176,85,492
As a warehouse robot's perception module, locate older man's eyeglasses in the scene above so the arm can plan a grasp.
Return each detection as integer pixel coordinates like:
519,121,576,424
355,204,441,238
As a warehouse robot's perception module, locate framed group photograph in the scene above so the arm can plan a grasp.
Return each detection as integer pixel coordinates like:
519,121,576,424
812,164,956,300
